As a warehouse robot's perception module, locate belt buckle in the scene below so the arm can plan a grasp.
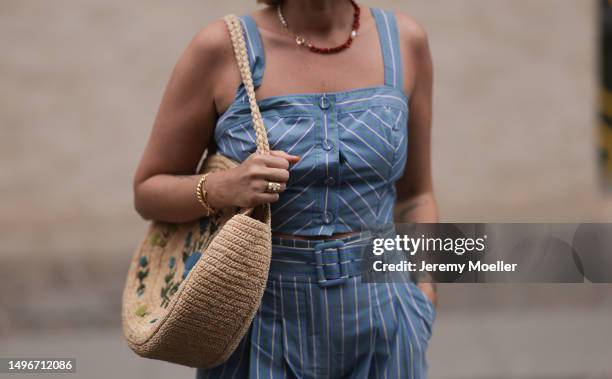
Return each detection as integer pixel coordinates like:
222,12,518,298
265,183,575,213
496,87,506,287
314,240,348,288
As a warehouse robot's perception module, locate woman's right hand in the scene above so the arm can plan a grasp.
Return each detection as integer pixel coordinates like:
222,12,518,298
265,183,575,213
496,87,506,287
204,151,300,210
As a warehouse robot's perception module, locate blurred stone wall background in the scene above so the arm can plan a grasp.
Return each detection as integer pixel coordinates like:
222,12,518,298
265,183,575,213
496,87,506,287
1,1,611,378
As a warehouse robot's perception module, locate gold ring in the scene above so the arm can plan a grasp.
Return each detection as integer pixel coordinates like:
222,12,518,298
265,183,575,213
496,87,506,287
266,181,282,193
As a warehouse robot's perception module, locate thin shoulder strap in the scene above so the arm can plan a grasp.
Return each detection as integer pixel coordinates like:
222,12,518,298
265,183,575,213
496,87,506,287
239,15,266,88
371,8,404,90
223,15,270,154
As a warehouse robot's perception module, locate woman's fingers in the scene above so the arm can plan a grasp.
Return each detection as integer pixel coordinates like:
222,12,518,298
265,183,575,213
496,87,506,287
269,150,301,164
248,154,293,182
257,155,288,169
248,164,290,182
249,151,300,169
262,168,290,182
242,151,298,207
253,179,287,193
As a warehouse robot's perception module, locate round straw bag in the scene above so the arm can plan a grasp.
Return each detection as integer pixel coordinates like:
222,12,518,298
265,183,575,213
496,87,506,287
122,15,272,369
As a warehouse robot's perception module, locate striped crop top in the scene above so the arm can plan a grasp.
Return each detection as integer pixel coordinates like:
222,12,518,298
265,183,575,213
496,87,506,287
214,8,409,236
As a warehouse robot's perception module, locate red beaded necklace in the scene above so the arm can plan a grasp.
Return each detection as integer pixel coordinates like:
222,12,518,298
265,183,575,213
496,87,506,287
277,0,361,54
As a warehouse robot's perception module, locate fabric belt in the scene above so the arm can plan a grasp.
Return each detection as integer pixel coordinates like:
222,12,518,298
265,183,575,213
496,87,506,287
269,232,373,288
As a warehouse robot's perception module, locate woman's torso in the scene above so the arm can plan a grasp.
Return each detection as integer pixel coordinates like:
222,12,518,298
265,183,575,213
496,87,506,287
214,8,409,238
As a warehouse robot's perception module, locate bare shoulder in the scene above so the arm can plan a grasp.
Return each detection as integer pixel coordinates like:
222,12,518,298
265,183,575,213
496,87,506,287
187,18,234,70
394,11,430,54
179,18,241,113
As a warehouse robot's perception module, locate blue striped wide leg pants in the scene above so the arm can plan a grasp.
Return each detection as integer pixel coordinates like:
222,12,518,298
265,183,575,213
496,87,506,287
196,235,436,379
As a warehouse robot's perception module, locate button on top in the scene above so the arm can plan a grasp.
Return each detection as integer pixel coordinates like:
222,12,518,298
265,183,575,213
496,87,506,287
322,139,334,151
392,112,402,131
319,96,331,110
323,211,334,224
324,177,336,186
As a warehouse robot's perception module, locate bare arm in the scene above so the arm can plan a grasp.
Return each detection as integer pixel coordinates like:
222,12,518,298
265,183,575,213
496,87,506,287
395,13,438,305
394,13,437,224
133,20,297,224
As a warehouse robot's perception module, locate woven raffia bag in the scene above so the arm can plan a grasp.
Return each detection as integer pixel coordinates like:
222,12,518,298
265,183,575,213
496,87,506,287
122,15,272,369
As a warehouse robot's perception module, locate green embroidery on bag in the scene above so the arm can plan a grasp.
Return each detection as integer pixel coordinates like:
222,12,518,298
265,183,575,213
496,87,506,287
135,304,148,317
136,255,149,297
160,257,180,308
156,216,218,306
149,223,178,248
182,231,193,263
182,218,211,263
199,217,210,236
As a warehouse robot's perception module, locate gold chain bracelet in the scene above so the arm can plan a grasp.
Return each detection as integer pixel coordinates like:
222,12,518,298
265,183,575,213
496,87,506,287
196,174,217,215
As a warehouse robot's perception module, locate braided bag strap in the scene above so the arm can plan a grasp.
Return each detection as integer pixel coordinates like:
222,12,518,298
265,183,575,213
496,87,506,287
223,15,270,155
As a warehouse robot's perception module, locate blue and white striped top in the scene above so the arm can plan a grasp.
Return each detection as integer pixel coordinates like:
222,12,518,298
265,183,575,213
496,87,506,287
215,9,408,236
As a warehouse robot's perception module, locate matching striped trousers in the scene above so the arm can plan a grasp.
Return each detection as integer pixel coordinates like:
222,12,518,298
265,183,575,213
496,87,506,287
196,234,436,379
